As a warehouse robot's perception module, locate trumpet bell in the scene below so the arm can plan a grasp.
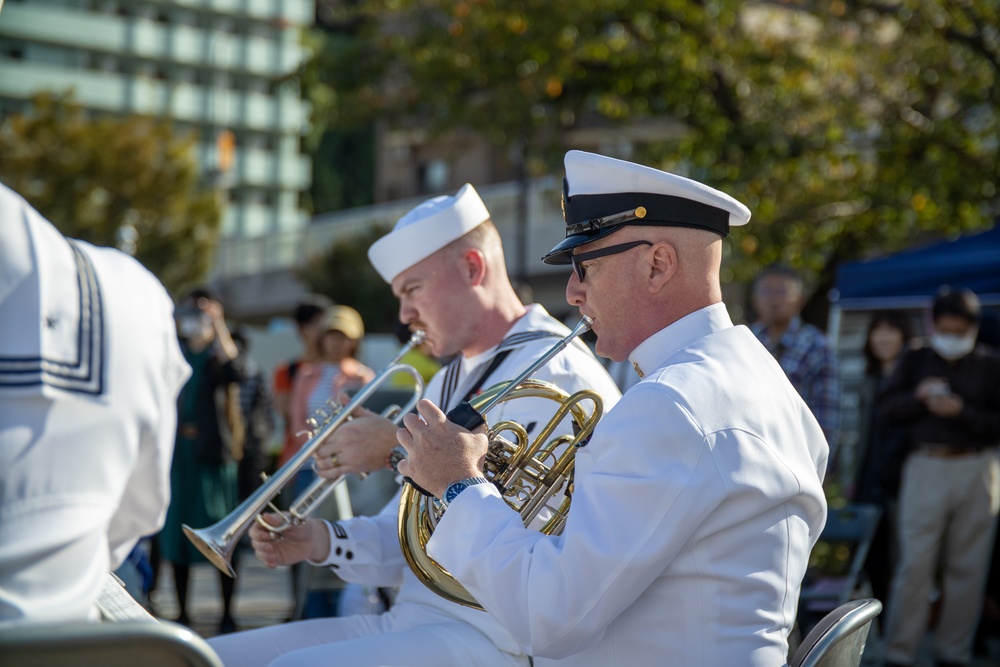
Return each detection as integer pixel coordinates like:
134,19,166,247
398,378,602,610
182,523,238,577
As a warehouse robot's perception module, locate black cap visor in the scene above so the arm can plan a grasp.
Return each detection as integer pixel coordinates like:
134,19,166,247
541,226,626,265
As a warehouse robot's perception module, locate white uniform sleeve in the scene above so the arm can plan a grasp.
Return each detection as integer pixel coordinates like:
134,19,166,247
309,487,410,587
426,382,724,658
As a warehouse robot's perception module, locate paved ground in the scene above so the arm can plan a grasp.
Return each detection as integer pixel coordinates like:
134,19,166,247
149,552,294,640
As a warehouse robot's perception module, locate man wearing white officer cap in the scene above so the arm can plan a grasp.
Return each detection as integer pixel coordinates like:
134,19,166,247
209,183,620,666
397,150,830,666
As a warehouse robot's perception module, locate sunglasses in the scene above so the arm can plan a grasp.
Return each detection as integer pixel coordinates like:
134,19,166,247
571,241,653,282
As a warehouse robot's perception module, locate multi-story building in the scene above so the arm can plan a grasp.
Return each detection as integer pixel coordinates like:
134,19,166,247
0,0,313,241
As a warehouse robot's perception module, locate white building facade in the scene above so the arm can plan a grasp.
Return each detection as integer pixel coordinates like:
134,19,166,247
0,0,313,240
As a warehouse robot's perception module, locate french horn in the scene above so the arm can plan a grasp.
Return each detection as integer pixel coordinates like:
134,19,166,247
398,318,603,609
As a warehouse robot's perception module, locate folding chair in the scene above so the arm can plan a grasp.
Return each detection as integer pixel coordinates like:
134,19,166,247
790,598,883,667
798,503,882,637
0,619,223,667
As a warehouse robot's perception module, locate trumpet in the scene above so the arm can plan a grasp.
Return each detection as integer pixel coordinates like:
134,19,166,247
183,330,427,577
398,317,604,609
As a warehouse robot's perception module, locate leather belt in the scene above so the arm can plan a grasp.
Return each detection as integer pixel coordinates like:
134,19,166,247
915,443,990,458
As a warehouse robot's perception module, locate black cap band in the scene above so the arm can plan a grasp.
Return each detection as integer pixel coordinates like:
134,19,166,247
564,191,730,237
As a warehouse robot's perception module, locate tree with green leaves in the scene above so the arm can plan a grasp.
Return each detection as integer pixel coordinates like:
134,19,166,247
0,92,222,296
306,0,997,320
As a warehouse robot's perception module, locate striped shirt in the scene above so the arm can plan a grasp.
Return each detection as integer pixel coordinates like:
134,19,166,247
751,317,840,454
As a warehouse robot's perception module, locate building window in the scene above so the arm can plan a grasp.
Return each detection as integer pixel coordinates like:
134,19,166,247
417,159,449,193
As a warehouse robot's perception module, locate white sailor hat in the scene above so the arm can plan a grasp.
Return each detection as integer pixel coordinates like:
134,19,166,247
542,150,751,265
368,183,491,283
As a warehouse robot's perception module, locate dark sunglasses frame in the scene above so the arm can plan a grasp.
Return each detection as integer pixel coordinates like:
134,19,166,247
571,241,654,282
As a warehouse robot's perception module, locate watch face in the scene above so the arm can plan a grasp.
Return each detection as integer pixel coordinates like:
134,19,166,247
444,482,467,504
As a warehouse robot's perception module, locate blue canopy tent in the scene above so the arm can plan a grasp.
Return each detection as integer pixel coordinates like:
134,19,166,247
832,225,1000,311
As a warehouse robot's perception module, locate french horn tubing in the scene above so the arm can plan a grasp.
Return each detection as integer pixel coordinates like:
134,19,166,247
398,318,603,609
183,330,426,577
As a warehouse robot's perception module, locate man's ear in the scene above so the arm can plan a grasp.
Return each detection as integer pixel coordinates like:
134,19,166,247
647,242,677,293
460,248,487,287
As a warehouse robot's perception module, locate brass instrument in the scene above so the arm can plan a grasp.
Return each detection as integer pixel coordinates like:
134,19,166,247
183,331,427,577
397,318,603,609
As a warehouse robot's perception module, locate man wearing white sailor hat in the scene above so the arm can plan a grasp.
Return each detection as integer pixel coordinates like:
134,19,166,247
211,183,620,667
398,151,830,666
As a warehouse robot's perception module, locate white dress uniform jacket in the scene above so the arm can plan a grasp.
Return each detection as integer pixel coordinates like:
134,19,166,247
311,304,621,657
0,184,190,624
429,303,829,666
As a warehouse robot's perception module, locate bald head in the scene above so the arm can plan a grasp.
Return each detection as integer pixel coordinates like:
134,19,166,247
566,224,724,361
619,225,722,319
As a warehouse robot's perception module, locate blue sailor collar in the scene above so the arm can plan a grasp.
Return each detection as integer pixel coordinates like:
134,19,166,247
627,303,734,379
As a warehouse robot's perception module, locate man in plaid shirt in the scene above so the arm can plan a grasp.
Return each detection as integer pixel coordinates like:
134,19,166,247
751,265,840,465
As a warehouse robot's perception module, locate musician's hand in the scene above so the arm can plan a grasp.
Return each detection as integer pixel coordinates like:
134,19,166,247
396,399,487,499
313,394,399,478
249,515,329,569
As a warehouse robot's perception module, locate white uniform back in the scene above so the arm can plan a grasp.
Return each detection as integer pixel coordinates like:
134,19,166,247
0,184,189,624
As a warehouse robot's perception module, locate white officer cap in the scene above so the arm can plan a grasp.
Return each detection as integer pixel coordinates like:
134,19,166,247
368,183,491,283
542,150,751,265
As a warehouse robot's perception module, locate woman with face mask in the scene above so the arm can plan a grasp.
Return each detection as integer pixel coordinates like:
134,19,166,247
877,286,1000,667
156,288,248,635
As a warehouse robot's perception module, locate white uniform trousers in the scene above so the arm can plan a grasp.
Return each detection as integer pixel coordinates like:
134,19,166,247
207,600,531,667
884,448,1000,664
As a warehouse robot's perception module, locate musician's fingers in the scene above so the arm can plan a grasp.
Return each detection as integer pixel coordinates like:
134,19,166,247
400,411,425,434
414,398,443,423
251,538,275,567
396,426,413,450
248,522,271,542
260,512,285,528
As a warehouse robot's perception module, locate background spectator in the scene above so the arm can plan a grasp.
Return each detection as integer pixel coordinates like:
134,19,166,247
879,285,1000,667
156,288,247,635
851,310,914,621
272,295,332,471
751,264,840,462
230,328,276,502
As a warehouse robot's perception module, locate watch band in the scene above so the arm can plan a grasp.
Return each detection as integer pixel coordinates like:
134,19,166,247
442,476,490,507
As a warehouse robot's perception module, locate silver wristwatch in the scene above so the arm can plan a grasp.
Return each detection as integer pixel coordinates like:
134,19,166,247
442,476,490,507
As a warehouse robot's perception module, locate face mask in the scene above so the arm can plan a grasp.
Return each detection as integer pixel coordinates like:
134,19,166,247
930,332,976,361
178,315,210,340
